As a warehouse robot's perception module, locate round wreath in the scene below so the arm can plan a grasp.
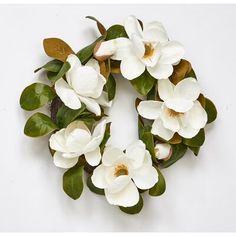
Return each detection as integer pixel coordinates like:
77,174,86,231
20,16,217,214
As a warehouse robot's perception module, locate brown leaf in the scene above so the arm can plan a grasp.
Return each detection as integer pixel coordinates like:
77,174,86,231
198,93,206,108
110,60,121,74
43,38,74,62
99,60,110,79
168,133,182,144
170,59,192,85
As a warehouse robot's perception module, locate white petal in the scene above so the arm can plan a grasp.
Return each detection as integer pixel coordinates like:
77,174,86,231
155,143,172,160
70,66,99,98
67,54,81,68
55,78,81,110
125,140,146,169
143,28,168,43
165,98,193,113
124,15,142,39
120,56,145,80
159,41,185,65
65,120,90,137
94,40,116,60
158,79,174,101
147,63,173,80
96,91,113,107
105,181,139,207
85,58,100,73
178,123,200,139
137,100,163,120
130,34,145,59
151,118,175,141
49,129,67,153
132,165,158,190
91,164,108,189
91,74,107,99
53,151,78,169
85,147,101,166
145,21,166,34
174,77,200,102
102,146,124,166
77,95,101,116
141,44,161,67
184,101,207,129
111,38,134,61
106,175,131,194
160,106,180,132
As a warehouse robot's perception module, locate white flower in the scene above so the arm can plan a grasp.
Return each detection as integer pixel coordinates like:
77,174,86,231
94,15,185,80
49,119,107,168
137,78,207,140
154,143,172,160
91,140,158,207
55,54,112,116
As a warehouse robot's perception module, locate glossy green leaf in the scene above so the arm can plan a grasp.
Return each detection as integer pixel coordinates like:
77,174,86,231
106,74,116,101
149,167,166,196
20,83,56,111
189,146,200,156
140,132,155,159
183,129,205,147
24,112,58,137
119,195,143,215
77,36,105,64
100,122,111,153
161,144,187,168
47,62,71,83
63,164,84,200
87,175,104,195
34,59,63,73
146,81,157,100
56,103,86,128
86,16,106,36
130,70,156,96
106,24,128,40
205,98,217,124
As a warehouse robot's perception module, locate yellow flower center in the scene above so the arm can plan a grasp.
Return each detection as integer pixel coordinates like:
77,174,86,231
114,164,129,177
143,43,155,59
167,108,184,117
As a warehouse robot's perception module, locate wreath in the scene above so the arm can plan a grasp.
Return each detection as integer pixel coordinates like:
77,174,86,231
19,15,217,214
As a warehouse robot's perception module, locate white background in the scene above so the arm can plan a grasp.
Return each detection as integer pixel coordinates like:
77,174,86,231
0,4,235,232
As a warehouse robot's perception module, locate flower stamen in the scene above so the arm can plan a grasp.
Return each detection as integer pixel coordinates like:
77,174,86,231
167,108,184,117
143,43,155,59
114,164,129,177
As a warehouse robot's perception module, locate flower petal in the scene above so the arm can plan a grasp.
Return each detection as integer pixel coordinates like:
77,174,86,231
165,98,193,113
84,147,101,166
53,151,78,169
145,21,166,34
159,41,185,65
155,143,172,160
137,100,163,120
132,165,158,190
96,91,113,107
178,123,200,139
143,28,168,43
106,175,131,194
91,164,108,189
158,79,174,101
66,54,82,86
102,146,124,166
130,34,145,59
55,78,81,110
77,95,101,116
120,56,145,80
94,40,116,61
125,140,146,169
105,181,139,207
49,129,67,153
85,58,100,73
174,78,200,102
124,15,142,39
147,63,173,80
151,118,175,141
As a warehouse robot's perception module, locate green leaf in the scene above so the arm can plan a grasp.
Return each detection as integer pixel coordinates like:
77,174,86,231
47,62,71,83
106,74,116,101
119,195,143,215
56,103,86,128
34,59,63,73
86,16,106,36
161,144,187,168
183,129,205,147
146,81,157,100
77,36,105,64
106,25,128,40
140,132,155,159
149,167,166,196
205,98,217,124
24,112,58,137
130,70,156,96
87,175,104,195
100,122,111,153
189,146,200,156
63,164,84,200
20,83,56,111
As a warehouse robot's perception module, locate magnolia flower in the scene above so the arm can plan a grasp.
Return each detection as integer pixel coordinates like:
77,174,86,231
154,143,172,160
49,119,107,168
55,54,111,116
91,140,158,207
95,15,185,80
137,78,207,140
